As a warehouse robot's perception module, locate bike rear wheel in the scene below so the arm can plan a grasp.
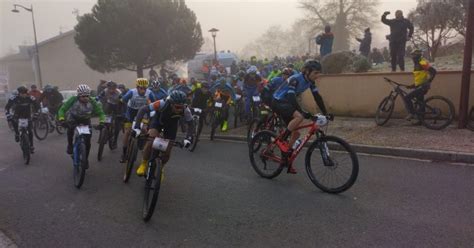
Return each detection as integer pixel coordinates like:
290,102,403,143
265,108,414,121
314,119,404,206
123,138,138,183
420,96,455,130
142,159,163,222
375,96,395,126
74,142,87,189
20,132,30,165
249,130,284,179
467,107,474,131
33,115,49,140
305,135,359,194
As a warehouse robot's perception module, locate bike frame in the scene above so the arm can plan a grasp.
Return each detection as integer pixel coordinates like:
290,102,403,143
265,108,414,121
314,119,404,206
384,78,435,117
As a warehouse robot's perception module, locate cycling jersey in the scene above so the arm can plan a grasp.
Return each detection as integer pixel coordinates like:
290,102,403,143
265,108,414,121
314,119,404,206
122,88,153,110
97,88,122,105
5,95,40,118
191,88,212,110
58,96,105,122
150,88,168,101
39,90,64,110
210,82,236,102
413,58,431,86
244,74,262,88
272,73,317,101
267,70,281,81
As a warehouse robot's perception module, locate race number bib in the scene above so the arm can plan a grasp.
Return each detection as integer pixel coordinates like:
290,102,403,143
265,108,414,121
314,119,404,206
76,125,90,135
152,137,170,152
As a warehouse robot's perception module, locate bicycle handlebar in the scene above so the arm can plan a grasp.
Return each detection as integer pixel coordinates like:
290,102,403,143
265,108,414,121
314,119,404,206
383,77,410,88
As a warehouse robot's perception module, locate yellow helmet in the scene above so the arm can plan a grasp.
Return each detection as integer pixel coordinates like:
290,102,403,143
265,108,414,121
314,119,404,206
136,78,149,88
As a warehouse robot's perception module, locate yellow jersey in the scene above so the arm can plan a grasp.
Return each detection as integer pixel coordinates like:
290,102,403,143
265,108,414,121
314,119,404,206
413,58,431,87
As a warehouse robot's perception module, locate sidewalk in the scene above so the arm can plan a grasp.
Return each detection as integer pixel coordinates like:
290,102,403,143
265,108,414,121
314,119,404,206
205,117,474,163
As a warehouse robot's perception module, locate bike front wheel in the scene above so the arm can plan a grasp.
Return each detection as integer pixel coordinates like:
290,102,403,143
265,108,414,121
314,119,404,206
74,142,87,189
123,138,138,183
420,96,455,130
305,135,359,194
142,159,163,222
375,96,395,126
20,132,30,165
33,115,49,140
249,130,284,179
189,117,201,152
97,128,108,161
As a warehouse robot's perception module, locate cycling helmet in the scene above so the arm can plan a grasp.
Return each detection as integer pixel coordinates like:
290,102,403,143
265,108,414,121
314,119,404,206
302,60,322,73
237,70,245,78
246,65,258,74
167,90,187,105
30,84,37,89
282,67,293,76
150,80,161,89
118,84,126,90
106,80,117,88
43,84,54,92
136,78,149,88
17,86,28,94
77,84,91,96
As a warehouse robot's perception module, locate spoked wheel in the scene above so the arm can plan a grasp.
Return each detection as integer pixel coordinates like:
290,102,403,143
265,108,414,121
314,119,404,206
108,125,117,150
210,112,219,141
248,130,284,179
56,122,65,134
420,96,455,130
375,96,395,126
305,135,359,194
123,138,138,183
74,142,87,189
20,132,30,165
33,115,49,140
97,128,108,161
467,107,474,131
189,117,201,152
247,118,262,145
142,160,163,222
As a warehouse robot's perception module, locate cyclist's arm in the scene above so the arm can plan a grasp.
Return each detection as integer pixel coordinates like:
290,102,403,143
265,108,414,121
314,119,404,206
31,96,41,112
91,97,106,123
287,79,303,113
5,97,14,114
58,96,76,121
312,89,328,115
121,90,133,104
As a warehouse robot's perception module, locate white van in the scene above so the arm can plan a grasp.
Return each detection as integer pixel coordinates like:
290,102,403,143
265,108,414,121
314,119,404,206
187,52,239,80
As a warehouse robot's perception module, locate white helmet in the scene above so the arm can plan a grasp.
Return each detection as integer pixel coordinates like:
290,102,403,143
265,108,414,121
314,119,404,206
77,84,91,96
246,65,258,74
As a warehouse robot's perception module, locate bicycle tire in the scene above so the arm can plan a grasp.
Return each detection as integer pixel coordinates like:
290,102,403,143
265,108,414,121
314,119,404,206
189,117,201,152
142,159,163,222
210,111,218,141
305,135,359,194
123,138,138,183
97,128,107,161
33,115,49,140
247,118,263,145
420,96,455,130
249,130,284,179
467,107,474,131
56,122,65,134
108,125,117,150
21,132,30,165
74,142,87,189
375,96,395,126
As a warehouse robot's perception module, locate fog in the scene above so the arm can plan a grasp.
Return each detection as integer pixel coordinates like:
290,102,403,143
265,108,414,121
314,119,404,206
0,0,417,58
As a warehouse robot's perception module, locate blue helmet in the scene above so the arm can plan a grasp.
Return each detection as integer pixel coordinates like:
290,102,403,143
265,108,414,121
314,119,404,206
167,90,187,105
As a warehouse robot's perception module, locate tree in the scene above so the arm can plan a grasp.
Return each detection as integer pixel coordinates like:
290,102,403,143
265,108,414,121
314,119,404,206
74,0,203,77
446,0,469,37
298,0,379,52
408,0,459,61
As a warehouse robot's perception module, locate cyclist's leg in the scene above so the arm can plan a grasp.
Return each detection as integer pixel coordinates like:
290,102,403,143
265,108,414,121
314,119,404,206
27,119,34,148
121,108,136,161
161,119,179,166
12,117,19,140
136,128,158,176
287,111,304,148
66,121,75,154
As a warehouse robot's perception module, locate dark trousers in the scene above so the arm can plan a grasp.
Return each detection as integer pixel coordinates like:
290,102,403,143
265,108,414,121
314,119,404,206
67,120,92,158
390,41,406,71
13,119,33,146
403,83,431,114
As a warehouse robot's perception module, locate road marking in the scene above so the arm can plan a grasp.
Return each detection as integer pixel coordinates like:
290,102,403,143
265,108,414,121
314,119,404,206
0,231,17,248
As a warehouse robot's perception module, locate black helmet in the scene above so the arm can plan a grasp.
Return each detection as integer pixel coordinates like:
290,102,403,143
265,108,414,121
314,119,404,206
302,60,322,73
168,90,187,105
43,84,54,92
17,86,28,94
411,49,423,57
106,80,117,88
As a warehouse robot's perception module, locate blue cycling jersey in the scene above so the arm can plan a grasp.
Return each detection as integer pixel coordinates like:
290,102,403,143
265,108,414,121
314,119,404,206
266,76,286,92
151,88,168,101
210,82,236,101
272,73,317,101
122,88,154,110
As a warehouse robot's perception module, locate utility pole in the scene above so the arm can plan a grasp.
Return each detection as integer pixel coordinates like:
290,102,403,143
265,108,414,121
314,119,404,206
458,0,474,128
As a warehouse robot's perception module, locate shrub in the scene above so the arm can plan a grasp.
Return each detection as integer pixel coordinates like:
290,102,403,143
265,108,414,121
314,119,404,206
321,51,354,74
352,55,372,73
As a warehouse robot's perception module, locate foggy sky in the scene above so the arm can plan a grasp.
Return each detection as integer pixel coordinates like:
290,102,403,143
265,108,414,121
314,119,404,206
0,0,418,58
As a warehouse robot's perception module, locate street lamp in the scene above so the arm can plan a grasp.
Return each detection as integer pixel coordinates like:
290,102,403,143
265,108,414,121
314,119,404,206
209,28,219,65
12,4,43,88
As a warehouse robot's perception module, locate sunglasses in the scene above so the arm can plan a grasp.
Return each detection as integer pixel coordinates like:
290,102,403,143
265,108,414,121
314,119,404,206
79,95,90,98
137,86,147,90
172,104,185,110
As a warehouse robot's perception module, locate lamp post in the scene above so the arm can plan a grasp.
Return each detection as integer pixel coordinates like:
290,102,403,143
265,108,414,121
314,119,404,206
209,28,219,65
12,4,43,88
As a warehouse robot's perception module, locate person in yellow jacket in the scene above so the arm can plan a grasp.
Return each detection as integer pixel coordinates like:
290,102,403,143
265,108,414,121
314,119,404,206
404,49,437,120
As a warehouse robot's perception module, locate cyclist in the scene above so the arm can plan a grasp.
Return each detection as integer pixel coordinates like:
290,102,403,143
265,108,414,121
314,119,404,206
57,84,105,168
5,86,40,152
39,85,64,116
190,77,202,94
118,84,129,95
243,65,262,120
133,90,194,176
149,79,168,101
266,65,281,82
28,84,42,100
261,68,293,106
272,60,328,174
210,77,236,132
404,49,437,121
120,78,154,162
96,81,123,148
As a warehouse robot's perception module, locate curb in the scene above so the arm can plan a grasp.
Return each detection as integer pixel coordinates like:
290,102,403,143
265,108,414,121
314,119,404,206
212,134,474,164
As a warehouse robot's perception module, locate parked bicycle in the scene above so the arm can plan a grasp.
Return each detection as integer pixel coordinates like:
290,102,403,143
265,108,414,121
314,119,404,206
249,114,359,194
142,136,183,222
375,77,455,130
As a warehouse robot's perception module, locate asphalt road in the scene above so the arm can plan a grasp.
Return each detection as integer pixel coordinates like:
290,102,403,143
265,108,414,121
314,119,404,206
0,118,473,248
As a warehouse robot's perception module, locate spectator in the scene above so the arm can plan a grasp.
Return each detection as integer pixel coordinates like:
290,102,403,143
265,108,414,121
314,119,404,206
382,10,414,72
382,46,390,62
316,25,334,57
28,84,42,100
356,28,372,57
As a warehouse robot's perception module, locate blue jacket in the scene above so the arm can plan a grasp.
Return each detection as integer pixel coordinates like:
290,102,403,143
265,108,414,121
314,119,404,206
210,82,236,101
151,88,168,101
273,73,317,101
265,76,286,93
316,33,334,57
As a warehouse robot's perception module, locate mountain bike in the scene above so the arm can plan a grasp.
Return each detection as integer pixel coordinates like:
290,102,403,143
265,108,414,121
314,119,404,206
467,106,474,131
249,95,262,121
142,137,183,222
97,114,117,161
249,114,359,194
68,123,91,189
375,77,455,130
247,104,284,145
210,100,225,141
122,119,149,183
189,107,203,152
17,118,32,165
233,93,245,128
33,109,49,140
